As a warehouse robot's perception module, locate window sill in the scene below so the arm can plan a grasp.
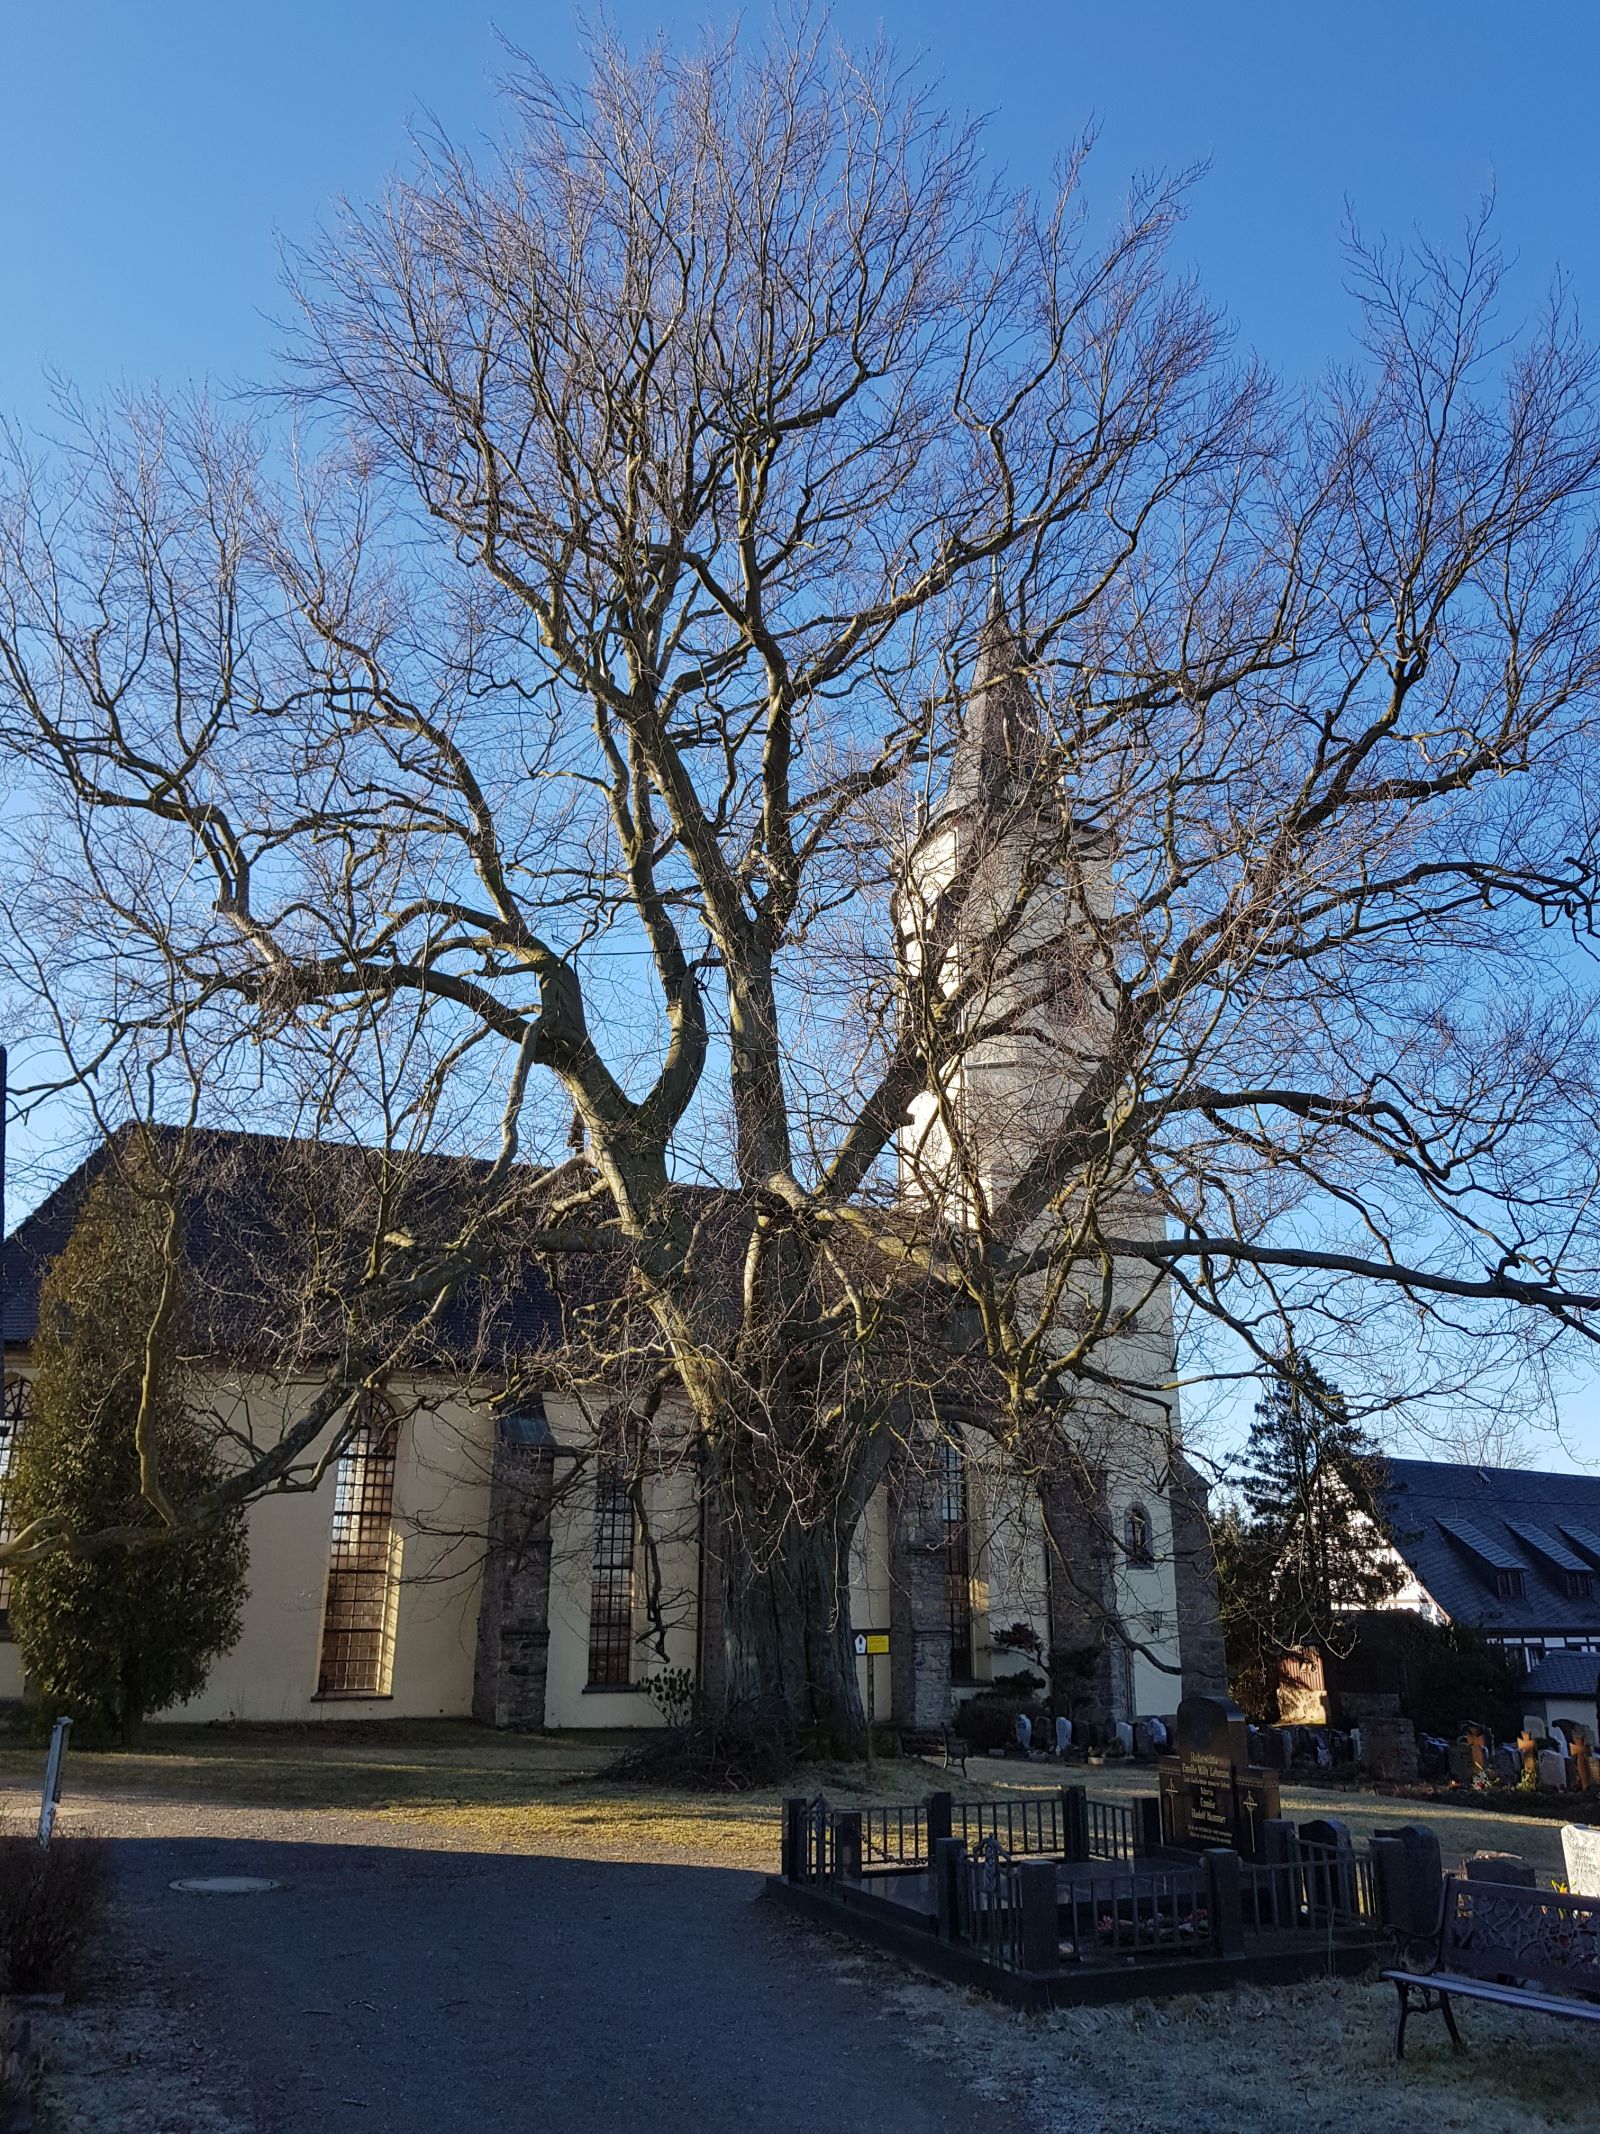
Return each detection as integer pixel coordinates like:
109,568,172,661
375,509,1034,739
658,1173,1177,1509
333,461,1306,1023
311,1691,395,1702
582,1682,648,1695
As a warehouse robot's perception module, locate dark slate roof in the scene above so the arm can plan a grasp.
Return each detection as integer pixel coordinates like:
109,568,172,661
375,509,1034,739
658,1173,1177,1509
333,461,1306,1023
1523,1649,1600,1698
1,1126,582,1370
1,1127,1008,1407
1378,1457,1600,1636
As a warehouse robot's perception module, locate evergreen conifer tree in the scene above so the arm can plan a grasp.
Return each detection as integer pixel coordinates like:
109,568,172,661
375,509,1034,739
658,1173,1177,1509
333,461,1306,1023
1213,1354,1400,1713
1238,1353,1399,1652
8,1156,247,1744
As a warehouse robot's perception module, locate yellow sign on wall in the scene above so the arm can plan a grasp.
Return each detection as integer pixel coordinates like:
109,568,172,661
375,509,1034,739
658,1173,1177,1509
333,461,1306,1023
853,1630,890,1656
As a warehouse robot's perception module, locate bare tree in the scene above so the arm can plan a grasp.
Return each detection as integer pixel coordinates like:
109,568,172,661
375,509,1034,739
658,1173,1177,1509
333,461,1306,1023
6,24,1600,1735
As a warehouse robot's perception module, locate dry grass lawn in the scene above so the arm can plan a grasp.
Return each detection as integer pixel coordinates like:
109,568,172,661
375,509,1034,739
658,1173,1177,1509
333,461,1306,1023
9,1723,1600,2129
863,1950,1600,2132
0,1720,1009,1868
0,1720,1574,1873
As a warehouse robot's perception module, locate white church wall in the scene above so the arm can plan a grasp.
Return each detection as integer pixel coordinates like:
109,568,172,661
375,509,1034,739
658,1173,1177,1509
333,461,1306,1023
967,1454,1049,1681
167,1377,495,1724
541,1393,701,1730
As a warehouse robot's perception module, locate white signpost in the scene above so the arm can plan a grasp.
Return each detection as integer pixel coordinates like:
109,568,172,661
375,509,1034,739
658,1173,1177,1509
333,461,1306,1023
37,1715,71,1846
853,1630,889,1772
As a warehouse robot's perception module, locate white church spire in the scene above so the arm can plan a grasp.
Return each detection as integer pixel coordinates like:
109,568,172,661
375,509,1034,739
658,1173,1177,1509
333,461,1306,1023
945,590,1046,816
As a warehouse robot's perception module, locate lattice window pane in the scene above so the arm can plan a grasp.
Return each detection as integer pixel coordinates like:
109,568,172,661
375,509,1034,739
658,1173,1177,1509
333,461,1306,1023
0,1378,30,1627
939,1437,973,1682
587,1462,636,1688
317,1409,400,1696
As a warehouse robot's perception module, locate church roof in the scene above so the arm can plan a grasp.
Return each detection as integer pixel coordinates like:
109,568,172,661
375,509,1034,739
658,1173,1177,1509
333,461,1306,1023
945,599,1046,814
0,1128,990,1398
1376,1456,1600,1635
1,1125,576,1371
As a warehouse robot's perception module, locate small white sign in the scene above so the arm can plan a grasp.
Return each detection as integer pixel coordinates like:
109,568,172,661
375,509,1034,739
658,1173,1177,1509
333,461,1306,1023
1562,1823,1600,1896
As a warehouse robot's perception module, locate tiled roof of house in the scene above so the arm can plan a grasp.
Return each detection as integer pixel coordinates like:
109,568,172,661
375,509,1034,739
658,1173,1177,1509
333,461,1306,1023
1522,1648,1600,1698
1378,1457,1600,1636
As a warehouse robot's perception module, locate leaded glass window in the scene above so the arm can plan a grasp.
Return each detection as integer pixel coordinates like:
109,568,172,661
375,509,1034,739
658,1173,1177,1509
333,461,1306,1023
586,1461,637,1688
317,1404,401,1696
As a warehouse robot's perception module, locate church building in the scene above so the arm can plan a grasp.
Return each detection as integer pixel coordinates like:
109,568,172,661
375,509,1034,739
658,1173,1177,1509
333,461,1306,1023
0,614,1226,1735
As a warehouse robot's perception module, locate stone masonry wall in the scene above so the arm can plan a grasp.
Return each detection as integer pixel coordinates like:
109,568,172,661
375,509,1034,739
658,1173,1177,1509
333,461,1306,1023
471,1436,556,1729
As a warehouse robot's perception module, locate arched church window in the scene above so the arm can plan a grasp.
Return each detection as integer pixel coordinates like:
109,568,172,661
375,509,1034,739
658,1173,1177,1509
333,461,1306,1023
938,1436,974,1682
586,1455,638,1688
317,1397,402,1697
1125,1502,1153,1567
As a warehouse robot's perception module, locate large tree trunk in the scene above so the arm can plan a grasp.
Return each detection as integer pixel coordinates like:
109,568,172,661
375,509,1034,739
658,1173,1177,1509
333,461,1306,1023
712,1459,865,1749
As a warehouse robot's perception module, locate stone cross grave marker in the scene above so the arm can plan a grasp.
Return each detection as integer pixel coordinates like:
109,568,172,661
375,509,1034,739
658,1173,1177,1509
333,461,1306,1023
1158,1693,1281,1860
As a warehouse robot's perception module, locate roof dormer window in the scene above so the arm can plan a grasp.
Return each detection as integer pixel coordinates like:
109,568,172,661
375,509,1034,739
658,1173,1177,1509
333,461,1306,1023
1495,1568,1525,1601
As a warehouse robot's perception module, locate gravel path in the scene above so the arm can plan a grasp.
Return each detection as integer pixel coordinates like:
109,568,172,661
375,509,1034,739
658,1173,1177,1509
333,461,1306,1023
102,1824,1015,2134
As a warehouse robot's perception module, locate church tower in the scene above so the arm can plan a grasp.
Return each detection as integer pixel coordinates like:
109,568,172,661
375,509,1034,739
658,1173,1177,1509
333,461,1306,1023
895,595,1110,1211
888,598,1227,1728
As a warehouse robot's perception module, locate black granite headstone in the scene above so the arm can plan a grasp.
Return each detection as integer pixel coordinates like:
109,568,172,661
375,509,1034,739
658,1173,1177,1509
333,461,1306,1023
1157,1692,1281,1859
1254,1726,1287,1771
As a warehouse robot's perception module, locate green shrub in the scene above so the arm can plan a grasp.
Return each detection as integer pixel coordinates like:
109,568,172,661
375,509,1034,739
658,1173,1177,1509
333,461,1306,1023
9,1151,248,1746
953,1695,1041,1752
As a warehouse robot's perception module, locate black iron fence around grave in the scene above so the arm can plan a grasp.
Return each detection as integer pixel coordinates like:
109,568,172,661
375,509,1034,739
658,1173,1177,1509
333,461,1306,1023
851,1787,1131,1874
780,1791,1400,1998
1241,1840,1380,1937
1086,1794,1137,1866
956,1793,1076,1859
957,1836,1029,1972
952,1840,1221,1975
860,1801,926,1868
1056,1861,1214,1967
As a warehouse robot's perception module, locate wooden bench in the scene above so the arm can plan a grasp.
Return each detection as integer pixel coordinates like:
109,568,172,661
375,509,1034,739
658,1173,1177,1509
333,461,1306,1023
1384,1874,1600,2058
899,1726,968,1776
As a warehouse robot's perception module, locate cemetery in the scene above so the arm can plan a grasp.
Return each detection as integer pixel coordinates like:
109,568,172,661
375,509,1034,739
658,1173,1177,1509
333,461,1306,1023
770,1695,1405,2008
772,1692,1600,2035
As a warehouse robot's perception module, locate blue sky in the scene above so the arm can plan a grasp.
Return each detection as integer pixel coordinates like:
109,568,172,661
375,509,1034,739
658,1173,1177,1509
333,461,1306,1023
6,4,1595,419
4,2,1600,1462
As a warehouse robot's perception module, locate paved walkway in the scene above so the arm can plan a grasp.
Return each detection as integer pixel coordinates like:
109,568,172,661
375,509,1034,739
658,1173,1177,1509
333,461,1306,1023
111,1829,1013,2134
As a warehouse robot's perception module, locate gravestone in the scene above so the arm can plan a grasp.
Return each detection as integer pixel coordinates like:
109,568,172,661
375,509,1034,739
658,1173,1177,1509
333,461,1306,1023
1540,1748,1569,1791
1562,1823,1600,1897
1418,1735,1450,1781
1255,1726,1286,1770
1157,1692,1280,1860
1493,1745,1519,1782
1370,1823,1444,1940
1517,1730,1541,1782
1352,1714,1417,1783
1299,1816,1358,1917
1464,1851,1535,1887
